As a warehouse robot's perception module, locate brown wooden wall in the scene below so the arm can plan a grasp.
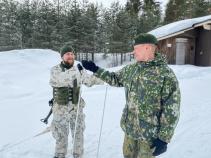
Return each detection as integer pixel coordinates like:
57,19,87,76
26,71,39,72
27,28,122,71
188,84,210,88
157,29,197,65
157,37,176,64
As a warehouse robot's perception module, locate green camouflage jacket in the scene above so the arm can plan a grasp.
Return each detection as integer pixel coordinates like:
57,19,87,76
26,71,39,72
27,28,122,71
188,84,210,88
94,52,181,143
49,63,103,106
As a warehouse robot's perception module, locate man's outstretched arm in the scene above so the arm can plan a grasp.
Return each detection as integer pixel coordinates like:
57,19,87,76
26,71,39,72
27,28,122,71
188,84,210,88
82,60,124,87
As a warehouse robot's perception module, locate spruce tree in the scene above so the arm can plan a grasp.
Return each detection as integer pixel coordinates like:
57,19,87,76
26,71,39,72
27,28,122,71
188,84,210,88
139,0,162,33
164,0,186,24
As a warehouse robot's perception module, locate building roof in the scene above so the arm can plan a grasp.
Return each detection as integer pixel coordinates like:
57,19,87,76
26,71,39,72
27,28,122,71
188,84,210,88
149,15,211,40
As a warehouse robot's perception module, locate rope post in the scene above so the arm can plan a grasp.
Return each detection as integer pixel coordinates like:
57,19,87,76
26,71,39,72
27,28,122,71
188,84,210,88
72,66,83,157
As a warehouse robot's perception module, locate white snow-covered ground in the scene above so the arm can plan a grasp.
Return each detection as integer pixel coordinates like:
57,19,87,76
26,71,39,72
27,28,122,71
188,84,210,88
0,49,211,158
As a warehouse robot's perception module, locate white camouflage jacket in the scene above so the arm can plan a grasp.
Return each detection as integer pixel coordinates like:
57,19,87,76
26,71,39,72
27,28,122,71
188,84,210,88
49,62,103,107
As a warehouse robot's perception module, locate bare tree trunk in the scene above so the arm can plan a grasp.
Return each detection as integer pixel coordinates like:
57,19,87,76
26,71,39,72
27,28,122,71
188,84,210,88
124,53,126,62
121,53,123,65
112,54,115,67
116,53,118,66
78,53,81,61
92,52,94,61
86,52,88,60
130,53,133,61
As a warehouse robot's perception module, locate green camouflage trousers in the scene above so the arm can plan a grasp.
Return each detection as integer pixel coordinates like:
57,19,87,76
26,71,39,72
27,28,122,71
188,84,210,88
51,103,85,158
123,135,155,158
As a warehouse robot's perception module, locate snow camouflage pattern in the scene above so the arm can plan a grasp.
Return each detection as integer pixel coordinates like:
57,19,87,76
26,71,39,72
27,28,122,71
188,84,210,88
51,104,85,158
94,52,181,143
49,63,103,158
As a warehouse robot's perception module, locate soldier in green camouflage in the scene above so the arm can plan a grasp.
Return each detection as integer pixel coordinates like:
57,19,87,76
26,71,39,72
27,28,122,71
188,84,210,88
49,43,103,158
82,33,181,158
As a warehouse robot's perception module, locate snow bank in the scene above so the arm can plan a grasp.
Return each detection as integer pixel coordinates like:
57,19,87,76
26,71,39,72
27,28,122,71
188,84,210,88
0,49,211,158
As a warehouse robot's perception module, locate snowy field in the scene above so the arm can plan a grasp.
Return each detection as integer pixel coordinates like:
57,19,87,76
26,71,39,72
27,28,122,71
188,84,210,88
0,49,211,158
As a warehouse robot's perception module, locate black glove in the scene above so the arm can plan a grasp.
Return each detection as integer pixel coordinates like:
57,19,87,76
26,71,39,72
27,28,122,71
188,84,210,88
81,60,99,73
150,138,167,156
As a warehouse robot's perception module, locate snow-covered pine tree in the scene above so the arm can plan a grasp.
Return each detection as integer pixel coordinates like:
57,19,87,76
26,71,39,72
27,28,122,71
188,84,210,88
138,0,162,33
0,0,20,51
16,0,33,48
164,0,210,24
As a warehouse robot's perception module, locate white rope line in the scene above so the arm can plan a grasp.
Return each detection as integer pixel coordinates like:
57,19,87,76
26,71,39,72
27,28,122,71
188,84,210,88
96,85,108,158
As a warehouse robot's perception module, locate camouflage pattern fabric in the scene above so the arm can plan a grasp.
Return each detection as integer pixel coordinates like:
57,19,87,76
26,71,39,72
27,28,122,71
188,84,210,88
49,63,103,158
51,103,85,157
123,135,154,158
94,52,181,143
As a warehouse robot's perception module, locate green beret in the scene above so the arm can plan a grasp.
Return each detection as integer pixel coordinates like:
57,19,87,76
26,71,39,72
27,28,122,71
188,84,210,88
134,33,158,46
60,44,75,57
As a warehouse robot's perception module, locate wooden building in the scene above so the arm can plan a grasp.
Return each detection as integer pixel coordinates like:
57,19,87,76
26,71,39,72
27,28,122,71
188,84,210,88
149,15,211,66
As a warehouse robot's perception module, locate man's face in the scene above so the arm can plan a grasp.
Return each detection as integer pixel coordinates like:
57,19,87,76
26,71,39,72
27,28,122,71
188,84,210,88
133,44,156,62
62,52,75,65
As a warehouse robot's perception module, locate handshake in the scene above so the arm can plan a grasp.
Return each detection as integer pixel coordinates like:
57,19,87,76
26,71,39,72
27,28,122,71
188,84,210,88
81,60,99,73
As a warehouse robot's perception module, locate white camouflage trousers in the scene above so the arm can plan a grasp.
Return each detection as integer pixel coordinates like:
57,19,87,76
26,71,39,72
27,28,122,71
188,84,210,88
51,102,85,158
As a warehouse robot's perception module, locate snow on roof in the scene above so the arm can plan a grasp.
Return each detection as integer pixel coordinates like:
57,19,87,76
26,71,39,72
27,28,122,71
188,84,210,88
149,15,211,40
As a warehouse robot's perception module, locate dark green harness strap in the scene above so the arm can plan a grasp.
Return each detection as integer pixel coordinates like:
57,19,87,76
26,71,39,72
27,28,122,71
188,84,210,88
53,79,80,105
53,87,73,105
60,63,65,72
72,79,80,104
54,63,80,105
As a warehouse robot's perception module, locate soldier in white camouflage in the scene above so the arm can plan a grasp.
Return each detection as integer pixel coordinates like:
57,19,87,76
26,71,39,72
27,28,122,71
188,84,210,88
82,34,181,158
49,44,103,158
